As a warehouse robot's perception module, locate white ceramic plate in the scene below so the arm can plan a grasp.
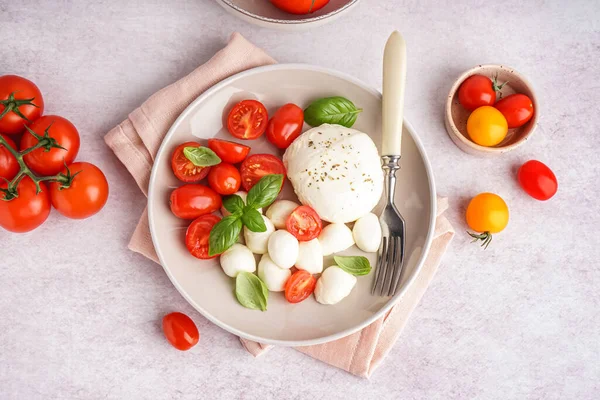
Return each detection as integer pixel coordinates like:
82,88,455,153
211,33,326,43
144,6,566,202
148,64,436,346
216,0,360,31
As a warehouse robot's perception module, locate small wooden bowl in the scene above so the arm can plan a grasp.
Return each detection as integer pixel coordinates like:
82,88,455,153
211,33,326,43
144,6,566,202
445,65,539,155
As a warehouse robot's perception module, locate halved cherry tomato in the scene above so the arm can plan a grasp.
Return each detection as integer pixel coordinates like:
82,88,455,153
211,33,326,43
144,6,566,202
518,160,557,201
285,270,317,303
227,100,268,140
186,214,221,259
458,75,501,111
207,162,241,195
0,176,51,233
0,75,44,135
162,312,199,351
270,0,329,14
286,205,322,241
240,154,286,191
266,103,304,149
170,184,222,219
0,134,19,180
20,115,80,176
494,94,534,129
171,142,211,183
207,138,250,164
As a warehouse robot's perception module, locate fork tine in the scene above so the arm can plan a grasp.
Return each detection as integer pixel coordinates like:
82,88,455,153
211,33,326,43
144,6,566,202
387,235,405,296
382,236,397,295
371,236,386,295
372,237,389,295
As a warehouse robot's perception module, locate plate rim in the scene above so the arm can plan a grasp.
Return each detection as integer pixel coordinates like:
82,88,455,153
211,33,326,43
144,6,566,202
147,63,437,346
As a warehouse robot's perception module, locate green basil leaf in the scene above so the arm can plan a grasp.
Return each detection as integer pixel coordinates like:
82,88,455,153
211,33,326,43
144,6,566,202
242,208,266,233
246,174,284,210
183,146,221,167
208,215,242,256
333,255,372,276
304,96,363,128
223,194,245,214
235,272,268,311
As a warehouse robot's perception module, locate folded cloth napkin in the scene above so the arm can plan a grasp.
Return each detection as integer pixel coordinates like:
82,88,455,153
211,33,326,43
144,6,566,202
104,32,455,378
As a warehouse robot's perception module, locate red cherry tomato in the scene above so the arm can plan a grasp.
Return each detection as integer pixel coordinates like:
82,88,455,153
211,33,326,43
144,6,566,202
518,160,558,201
494,94,534,129
20,115,80,176
0,134,19,180
186,214,221,259
207,139,250,164
170,142,211,183
170,184,222,219
226,100,268,140
458,75,499,111
284,270,317,303
286,205,322,241
207,163,241,195
266,103,304,149
270,0,329,14
162,312,199,351
240,154,286,192
0,75,44,135
49,162,109,219
0,176,51,233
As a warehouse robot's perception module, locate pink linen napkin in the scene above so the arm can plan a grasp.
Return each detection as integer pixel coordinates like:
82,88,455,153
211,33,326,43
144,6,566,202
104,32,455,378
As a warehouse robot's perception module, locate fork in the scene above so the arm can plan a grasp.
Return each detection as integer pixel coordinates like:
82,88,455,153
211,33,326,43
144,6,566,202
372,31,407,297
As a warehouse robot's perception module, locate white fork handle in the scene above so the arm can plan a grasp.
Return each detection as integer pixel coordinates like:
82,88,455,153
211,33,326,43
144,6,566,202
381,31,407,156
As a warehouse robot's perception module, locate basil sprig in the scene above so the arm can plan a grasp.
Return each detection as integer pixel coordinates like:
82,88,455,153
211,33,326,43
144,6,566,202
235,272,269,311
208,174,284,256
183,146,221,167
333,255,372,276
304,96,363,128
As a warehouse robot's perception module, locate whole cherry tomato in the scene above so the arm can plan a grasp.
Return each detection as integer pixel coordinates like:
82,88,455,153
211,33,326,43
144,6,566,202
207,139,250,164
270,0,330,14
285,270,317,303
240,154,286,192
162,312,200,351
0,75,44,135
20,115,80,176
266,103,304,149
208,162,241,195
227,100,268,140
466,106,508,147
518,160,557,201
170,142,211,183
286,205,322,241
49,162,109,219
170,184,222,219
466,193,509,249
0,176,51,233
458,75,503,111
0,134,19,180
494,94,534,129
186,214,221,259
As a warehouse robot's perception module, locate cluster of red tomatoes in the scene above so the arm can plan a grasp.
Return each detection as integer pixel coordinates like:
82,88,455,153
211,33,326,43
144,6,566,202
458,74,534,147
0,75,108,233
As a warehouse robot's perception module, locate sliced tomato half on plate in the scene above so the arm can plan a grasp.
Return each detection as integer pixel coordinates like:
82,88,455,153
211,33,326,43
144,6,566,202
185,214,221,259
286,205,322,241
207,138,250,164
240,153,286,192
226,100,268,140
171,142,211,182
285,270,317,304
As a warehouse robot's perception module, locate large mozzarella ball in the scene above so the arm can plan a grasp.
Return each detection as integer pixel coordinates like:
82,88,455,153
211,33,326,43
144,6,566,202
352,213,382,253
258,254,292,292
220,243,256,278
221,191,262,217
265,200,299,229
295,238,323,274
314,266,357,305
267,230,299,269
318,223,355,256
244,215,275,254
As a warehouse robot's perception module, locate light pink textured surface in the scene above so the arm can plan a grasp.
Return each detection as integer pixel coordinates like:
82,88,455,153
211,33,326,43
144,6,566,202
1,0,599,399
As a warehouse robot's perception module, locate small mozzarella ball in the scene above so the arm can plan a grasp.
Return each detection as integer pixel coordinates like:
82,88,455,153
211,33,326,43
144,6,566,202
221,191,262,217
220,243,256,278
265,200,299,229
295,238,323,274
244,215,275,254
267,230,299,269
258,254,292,292
318,223,355,256
352,213,382,253
315,266,357,305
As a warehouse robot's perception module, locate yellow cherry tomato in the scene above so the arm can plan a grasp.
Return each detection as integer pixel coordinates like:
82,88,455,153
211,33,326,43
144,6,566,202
466,106,508,147
466,193,509,248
